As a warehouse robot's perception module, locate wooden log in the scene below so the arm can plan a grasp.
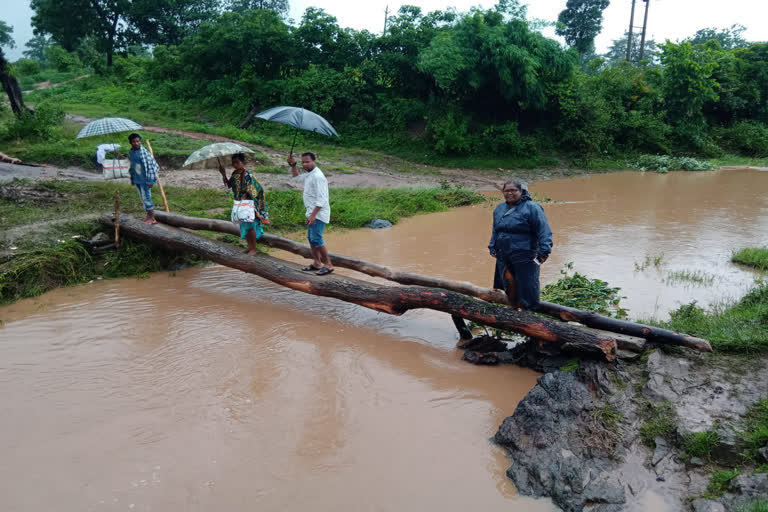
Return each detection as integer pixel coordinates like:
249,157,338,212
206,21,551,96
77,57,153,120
106,213,618,361
151,211,713,353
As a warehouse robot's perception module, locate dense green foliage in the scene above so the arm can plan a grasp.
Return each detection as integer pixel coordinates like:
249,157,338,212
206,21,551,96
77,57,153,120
10,1,768,164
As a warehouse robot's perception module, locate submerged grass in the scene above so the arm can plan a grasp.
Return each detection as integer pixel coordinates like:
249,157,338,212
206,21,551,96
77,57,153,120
732,248,768,271
665,269,716,286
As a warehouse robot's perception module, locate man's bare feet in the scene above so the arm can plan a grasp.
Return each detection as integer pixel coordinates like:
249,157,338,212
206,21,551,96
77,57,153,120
246,249,258,256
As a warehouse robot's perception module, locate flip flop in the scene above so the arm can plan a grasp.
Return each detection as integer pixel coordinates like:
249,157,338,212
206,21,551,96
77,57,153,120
315,267,334,276
302,264,322,272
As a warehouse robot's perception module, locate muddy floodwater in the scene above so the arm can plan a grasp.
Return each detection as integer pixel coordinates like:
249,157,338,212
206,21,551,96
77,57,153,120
1,168,766,511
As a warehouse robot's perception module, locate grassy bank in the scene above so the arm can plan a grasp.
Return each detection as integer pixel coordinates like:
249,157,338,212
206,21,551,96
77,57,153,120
655,285,768,353
0,179,484,304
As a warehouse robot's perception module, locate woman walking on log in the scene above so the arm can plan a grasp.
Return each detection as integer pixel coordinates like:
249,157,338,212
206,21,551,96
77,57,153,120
219,153,270,255
489,179,553,310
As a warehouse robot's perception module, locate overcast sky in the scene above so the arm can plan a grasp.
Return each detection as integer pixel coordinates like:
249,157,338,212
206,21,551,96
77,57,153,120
3,0,767,61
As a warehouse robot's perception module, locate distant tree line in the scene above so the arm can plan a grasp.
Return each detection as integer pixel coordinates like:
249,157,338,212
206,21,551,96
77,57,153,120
2,1,767,158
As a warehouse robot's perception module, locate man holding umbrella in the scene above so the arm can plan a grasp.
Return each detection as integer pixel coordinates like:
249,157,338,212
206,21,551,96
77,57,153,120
288,152,334,276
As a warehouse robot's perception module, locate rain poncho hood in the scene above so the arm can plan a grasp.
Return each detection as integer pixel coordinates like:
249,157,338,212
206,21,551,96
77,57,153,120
488,190,553,264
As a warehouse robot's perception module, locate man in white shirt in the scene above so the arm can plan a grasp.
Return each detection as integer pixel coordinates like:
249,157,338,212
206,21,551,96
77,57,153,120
287,152,335,275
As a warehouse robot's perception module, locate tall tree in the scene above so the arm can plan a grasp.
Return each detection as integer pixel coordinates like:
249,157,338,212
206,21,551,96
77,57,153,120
686,24,749,50
556,0,610,56
31,0,131,67
227,0,288,17
604,32,658,65
0,20,32,118
23,34,51,64
129,0,223,46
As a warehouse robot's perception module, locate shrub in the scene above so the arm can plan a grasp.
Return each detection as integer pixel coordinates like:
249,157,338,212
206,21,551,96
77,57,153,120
13,58,41,76
480,122,537,157
3,103,65,141
427,112,472,155
718,121,768,157
633,154,715,173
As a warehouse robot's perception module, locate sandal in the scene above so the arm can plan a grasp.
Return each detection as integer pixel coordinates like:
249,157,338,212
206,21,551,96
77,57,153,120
302,264,322,272
315,267,334,276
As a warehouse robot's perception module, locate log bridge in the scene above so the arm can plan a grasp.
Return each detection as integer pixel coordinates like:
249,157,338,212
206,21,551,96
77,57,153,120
102,212,713,361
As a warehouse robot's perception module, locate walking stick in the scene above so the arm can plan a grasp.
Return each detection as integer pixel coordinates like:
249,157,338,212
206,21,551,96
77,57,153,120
114,189,120,247
144,138,170,213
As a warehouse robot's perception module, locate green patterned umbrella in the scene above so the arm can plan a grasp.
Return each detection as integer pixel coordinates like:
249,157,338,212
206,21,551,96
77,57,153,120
183,142,255,167
76,117,143,138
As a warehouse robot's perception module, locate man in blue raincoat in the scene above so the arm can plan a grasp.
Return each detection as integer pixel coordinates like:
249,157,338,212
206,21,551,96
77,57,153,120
489,179,553,310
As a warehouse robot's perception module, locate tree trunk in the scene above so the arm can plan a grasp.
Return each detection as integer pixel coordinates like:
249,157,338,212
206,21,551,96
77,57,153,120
107,213,619,361
152,211,713,353
0,49,32,118
238,101,261,129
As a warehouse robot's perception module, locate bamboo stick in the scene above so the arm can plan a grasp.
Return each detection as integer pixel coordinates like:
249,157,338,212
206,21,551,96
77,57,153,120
144,138,170,213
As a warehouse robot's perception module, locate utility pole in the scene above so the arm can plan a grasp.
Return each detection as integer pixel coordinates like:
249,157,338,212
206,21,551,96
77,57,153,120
383,5,389,35
626,0,637,62
638,0,651,61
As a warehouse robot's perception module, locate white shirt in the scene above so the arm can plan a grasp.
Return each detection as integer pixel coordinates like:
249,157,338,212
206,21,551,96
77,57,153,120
96,143,120,165
293,166,331,224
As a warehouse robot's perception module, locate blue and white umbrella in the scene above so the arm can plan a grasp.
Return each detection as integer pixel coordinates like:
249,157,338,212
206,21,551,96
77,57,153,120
255,106,339,155
76,117,143,139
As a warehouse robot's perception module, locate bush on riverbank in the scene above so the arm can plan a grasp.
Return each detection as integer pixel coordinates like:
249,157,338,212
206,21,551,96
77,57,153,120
732,248,768,271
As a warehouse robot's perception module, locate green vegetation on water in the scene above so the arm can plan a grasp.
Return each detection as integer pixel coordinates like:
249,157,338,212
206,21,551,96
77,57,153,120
732,248,768,271
541,262,628,318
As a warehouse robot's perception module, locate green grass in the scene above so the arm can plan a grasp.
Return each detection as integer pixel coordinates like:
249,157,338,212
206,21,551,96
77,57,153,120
712,154,768,168
704,468,739,498
742,399,768,463
683,431,720,460
739,501,768,512
733,248,768,271
635,253,665,272
639,401,678,447
266,186,484,231
660,286,768,353
593,404,624,433
0,119,244,169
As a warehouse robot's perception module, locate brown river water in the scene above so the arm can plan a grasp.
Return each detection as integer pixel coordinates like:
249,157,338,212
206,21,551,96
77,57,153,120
0,169,766,511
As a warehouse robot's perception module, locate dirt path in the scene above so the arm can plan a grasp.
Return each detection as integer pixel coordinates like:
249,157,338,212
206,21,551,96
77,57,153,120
62,114,594,191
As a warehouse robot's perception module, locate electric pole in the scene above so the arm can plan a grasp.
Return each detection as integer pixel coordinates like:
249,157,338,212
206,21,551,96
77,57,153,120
626,0,637,62
639,0,651,61
383,5,389,35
